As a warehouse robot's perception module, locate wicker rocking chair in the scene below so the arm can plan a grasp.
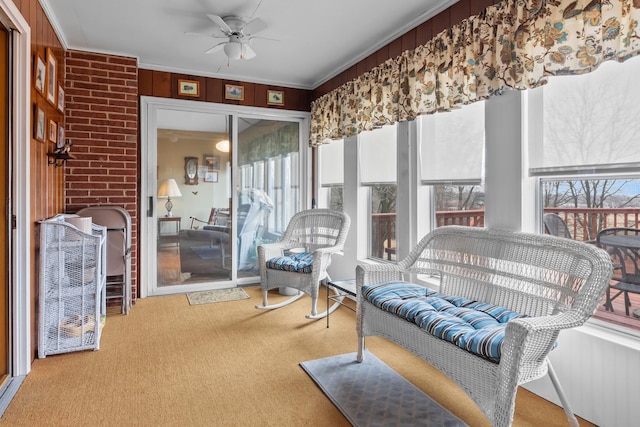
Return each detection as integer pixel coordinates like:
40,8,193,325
255,209,350,319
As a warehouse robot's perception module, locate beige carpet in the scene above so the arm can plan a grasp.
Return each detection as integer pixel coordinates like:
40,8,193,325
186,288,250,305
0,286,595,426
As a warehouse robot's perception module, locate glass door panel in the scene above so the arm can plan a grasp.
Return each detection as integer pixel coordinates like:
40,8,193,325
236,117,301,279
156,111,232,288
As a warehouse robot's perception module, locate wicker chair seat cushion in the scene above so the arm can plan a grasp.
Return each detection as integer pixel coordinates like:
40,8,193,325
266,252,314,274
362,281,526,363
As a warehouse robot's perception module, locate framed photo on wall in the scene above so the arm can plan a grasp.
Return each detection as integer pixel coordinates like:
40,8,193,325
46,48,57,105
57,84,65,112
204,155,220,170
34,54,46,95
48,119,57,143
57,126,65,149
267,90,284,106
178,79,200,97
225,84,244,101
34,105,45,142
204,171,218,183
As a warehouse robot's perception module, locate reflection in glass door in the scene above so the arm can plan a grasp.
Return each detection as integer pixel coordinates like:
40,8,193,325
156,111,232,288
236,117,300,279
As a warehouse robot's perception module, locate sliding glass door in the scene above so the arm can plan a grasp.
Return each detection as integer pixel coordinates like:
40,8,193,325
235,116,300,279
140,98,309,296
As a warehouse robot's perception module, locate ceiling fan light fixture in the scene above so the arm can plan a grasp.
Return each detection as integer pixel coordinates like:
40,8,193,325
223,40,243,60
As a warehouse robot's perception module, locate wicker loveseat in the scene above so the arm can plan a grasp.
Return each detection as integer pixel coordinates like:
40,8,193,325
356,226,612,427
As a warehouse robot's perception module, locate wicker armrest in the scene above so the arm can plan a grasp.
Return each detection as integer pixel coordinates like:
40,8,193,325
257,241,292,259
355,263,404,294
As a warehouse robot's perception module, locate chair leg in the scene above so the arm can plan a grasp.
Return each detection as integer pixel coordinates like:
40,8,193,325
255,289,305,311
624,292,631,316
547,360,579,427
604,289,614,312
305,295,344,320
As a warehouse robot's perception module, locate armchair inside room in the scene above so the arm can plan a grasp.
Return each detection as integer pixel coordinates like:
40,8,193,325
189,207,230,230
178,189,274,277
255,208,351,319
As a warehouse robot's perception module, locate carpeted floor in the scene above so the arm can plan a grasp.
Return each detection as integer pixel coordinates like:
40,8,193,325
0,286,596,426
301,351,467,426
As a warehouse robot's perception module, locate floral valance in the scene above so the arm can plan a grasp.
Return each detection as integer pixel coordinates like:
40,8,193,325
309,0,640,146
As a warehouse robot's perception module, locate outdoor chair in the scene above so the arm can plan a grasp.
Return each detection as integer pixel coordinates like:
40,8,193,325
255,209,350,319
543,213,573,239
597,227,640,315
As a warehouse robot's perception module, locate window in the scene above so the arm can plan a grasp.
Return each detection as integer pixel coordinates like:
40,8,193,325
318,139,344,210
359,125,397,260
531,55,640,329
418,101,485,229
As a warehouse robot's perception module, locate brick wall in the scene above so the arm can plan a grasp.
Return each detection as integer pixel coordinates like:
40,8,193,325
64,50,139,302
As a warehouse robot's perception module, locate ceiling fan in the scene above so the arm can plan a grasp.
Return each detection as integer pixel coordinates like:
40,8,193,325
196,14,269,62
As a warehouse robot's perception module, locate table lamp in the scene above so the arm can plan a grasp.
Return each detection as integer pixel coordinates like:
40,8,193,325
158,178,182,217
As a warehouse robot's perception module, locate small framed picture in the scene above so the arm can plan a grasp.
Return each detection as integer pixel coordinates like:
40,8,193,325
178,79,199,97
34,105,45,142
57,84,65,112
46,48,57,105
34,54,46,95
57,126,65,149
204,171,218,183
225,84,244,101
48,119,57,143
204,155,220,170
267,90,284,106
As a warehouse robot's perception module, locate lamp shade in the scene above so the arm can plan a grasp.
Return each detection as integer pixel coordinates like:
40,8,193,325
158,179,182,198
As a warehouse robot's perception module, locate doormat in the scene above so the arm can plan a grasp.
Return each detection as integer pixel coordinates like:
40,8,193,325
300,351,467,427
186,288,250,305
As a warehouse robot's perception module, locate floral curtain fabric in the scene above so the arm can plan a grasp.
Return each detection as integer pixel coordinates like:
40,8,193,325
309,0,640,146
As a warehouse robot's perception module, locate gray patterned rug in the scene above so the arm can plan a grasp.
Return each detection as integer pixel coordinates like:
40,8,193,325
186,288,250,305
300,351,467,427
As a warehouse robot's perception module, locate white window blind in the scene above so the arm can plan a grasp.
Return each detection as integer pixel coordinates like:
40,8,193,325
359,124,397,184
319,139,344,186
419,101,485,184
530,55,640,175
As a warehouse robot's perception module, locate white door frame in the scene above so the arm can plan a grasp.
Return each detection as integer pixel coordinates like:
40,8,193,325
140,96,310,298
0,0,31,381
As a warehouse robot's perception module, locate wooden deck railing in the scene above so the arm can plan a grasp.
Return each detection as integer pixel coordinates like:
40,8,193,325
371,208,640,259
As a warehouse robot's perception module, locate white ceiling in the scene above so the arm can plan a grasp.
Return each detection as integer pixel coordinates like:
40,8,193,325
41,0,458,90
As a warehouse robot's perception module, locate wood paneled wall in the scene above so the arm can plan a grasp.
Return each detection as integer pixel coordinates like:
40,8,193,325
14,0,65,358
312,0,499,100
138,69,313,112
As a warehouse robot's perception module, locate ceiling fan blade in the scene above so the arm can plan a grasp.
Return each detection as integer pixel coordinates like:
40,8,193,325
241,18,267,36
207,14,232,34
241,43,256,60
248,35,280,43
185,31,227,39
204,42,226,54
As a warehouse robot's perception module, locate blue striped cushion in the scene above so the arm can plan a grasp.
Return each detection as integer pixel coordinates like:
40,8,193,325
362,281,526,363
266,252,313,274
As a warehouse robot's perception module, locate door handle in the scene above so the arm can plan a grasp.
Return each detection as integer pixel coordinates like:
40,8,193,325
147,196,154,217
